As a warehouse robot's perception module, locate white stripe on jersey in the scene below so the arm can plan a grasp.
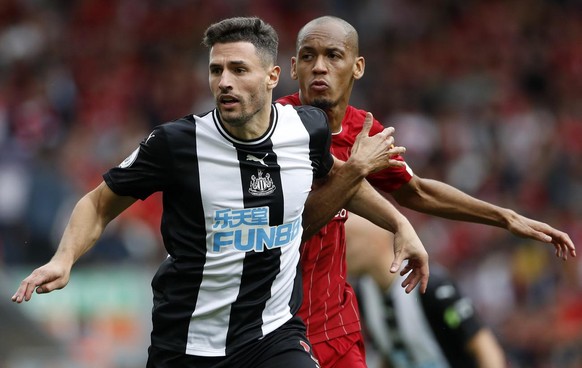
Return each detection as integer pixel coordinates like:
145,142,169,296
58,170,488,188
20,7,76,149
360,275,449,367
390,281,449,366
187,114,245,356
260,103,313,335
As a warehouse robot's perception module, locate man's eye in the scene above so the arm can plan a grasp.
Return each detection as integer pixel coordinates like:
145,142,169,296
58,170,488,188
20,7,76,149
235,68,246,73
301,54,314,61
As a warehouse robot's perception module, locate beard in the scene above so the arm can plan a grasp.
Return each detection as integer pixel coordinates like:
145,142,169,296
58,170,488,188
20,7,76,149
219,94,264,127
310,97,338,111
220,109,254,127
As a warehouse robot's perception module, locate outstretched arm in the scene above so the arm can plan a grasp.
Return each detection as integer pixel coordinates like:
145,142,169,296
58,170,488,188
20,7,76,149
392,176,576,260
12,182,136,303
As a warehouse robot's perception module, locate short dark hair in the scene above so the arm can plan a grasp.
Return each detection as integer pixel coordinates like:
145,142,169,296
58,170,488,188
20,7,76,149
203,17,278,66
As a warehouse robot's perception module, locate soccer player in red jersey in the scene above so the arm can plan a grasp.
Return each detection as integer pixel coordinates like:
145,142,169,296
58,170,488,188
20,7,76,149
12,17,429,368
278,15,576,368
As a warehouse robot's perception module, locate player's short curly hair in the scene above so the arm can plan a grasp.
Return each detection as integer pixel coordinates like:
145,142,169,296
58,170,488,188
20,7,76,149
203,17,278,66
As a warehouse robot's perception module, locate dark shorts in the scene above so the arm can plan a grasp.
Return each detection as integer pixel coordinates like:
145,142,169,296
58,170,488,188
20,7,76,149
146,317,320,368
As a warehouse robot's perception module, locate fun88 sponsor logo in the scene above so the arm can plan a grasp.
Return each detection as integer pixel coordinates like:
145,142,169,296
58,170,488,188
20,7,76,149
212,207,301,252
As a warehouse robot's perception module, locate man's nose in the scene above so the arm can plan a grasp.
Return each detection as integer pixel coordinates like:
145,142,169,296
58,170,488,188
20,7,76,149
218,71,233,90
313,56,327,73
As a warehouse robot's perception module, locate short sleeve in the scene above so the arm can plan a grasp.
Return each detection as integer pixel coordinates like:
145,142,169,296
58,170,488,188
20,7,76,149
420,266,483,343
103,126,171,200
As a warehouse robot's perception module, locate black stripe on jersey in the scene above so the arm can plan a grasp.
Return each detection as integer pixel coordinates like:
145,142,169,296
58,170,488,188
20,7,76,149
289,261,303,314
419,267,481,367
225,247,283,354
150,115,208,353
233,106,284,225
293,105,334,179
225,116,285,353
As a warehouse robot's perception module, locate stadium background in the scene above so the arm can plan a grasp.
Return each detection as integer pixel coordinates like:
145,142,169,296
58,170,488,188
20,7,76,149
1,0,581,367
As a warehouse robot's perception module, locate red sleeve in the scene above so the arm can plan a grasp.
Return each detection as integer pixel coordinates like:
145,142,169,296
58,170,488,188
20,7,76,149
276,93,301,106
367,115,414,192
367,157,413,193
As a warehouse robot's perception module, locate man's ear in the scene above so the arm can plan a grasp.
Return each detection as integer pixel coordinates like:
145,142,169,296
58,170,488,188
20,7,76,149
353,56,365,80
290,57,298,80
267,65,281,90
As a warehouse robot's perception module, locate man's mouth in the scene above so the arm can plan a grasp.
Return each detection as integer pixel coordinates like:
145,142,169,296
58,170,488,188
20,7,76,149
310,80,329,92
219,95,240,107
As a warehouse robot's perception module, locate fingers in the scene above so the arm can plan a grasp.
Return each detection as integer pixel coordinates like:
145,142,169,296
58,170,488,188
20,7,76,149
390,251,405,273
387,158,405,168
388,145,406,157
538,225,576,260
36,279,64,294
553,238,576,261
400,269,427,294
398,260,430,294
12,278,40,303
516,219,576,260
417,264,430,294
401,267,429,294
360,112,374,137
11,266,66,303
400,269,416,293
553,232,576,258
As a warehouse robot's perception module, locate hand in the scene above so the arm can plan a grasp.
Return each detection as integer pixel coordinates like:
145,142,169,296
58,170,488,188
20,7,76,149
11,260,71,303
506,211,576,260
348,112,406,176
390,221,430,293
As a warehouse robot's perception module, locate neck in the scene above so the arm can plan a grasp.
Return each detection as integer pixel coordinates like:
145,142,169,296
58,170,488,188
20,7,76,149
324,104,346,134
222,104,272,141
297,92,349,134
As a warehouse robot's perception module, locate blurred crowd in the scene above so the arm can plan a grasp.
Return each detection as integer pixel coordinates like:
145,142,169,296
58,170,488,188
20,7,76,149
1,0,581,367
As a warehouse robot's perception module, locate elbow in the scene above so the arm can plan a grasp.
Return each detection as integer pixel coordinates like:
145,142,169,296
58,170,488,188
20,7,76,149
392,180,425,210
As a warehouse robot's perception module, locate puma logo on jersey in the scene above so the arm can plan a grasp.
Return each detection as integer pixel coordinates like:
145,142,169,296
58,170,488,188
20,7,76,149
246,153,268,166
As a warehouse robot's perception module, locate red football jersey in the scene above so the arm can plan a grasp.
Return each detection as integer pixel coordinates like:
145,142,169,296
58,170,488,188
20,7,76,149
276,93,413,343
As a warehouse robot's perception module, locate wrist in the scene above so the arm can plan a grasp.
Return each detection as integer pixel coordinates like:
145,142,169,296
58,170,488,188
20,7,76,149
390,214,411,234
51,249,76,269
498,208,517,229
344,155,371,179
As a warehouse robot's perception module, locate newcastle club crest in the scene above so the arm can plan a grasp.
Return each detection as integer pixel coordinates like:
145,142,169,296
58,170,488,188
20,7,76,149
249,169,276,196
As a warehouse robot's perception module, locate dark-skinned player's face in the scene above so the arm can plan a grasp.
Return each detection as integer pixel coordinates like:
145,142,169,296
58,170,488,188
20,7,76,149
292,22,363,111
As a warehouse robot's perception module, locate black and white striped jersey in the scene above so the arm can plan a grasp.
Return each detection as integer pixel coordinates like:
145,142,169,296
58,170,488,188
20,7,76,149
358,266,483,368
103,103,333,357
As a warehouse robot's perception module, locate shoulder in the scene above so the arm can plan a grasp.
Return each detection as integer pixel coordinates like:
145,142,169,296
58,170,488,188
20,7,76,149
276,103,328,129
295,104,327,121
276,92,301,106
162,113,203,131
344,105,384,134
154,112,212,138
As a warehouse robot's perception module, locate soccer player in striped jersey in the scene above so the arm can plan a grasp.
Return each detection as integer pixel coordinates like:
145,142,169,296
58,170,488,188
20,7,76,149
278,15,576,368
11,17,429,368
349,215,507,368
